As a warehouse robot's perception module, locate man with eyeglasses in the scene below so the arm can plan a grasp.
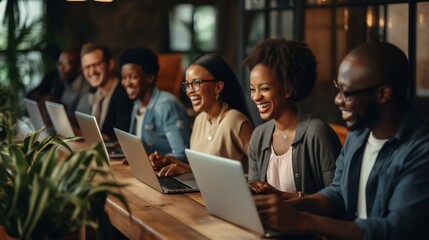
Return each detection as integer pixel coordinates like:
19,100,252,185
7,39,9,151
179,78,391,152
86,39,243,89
77,43,133,141
253,42,429,240
27,48,90,118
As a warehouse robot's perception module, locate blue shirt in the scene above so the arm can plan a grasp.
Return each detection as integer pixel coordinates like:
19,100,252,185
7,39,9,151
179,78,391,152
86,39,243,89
320,109,429,240
129,87,191,162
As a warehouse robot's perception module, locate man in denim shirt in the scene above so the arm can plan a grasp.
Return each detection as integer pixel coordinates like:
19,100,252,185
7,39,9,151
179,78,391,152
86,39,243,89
253,42,429,240
120,48,191,163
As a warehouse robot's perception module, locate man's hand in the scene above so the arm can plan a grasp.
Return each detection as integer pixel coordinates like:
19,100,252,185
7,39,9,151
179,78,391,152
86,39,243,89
253,194,301,232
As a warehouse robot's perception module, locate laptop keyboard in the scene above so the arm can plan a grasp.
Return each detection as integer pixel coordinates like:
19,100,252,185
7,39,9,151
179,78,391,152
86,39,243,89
159,177,193,190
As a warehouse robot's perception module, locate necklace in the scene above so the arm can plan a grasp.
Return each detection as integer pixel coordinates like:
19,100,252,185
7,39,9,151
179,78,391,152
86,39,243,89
279,132,288,140
208,103,227,141
275,130,288,141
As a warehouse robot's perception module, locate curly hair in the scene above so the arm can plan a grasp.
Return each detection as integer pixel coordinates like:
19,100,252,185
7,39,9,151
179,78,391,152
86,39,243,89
119,48,159,81
190,54,252,120
243,38,317,101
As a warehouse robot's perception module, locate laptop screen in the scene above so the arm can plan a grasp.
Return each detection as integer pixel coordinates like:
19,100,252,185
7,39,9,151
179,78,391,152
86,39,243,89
185,149,265,235
45,101,75,138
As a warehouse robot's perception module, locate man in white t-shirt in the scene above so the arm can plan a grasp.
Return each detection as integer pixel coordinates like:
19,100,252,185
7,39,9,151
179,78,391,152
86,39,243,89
253,42,429,240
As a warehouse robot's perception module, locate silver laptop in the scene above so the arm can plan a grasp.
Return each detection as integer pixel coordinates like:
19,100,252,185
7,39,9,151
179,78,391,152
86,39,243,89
74,111,124,160
45,101,75,138
114,128,199,194
185,149,286,237
23,98,54,134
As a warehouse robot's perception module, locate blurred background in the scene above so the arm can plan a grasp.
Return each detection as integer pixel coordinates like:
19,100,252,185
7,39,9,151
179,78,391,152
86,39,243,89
1,0,428,126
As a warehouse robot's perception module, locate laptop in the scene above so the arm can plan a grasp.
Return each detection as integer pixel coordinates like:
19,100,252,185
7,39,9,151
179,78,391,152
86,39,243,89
23,98,55,134
45,101,75,138
114,128,199,194
185,149,286,237
74,111,124,160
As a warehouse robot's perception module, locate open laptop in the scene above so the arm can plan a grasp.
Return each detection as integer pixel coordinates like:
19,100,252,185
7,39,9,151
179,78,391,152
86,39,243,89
185,149,287,238
74,111,124,159
23,98,55,134
114,128,199,194
45,101,75,138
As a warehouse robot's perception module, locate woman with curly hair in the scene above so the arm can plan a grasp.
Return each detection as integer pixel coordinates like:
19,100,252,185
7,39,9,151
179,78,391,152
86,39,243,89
244,38,342,199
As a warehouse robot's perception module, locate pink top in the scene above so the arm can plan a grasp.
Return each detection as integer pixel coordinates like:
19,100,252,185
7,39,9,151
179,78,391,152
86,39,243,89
266,146,296,192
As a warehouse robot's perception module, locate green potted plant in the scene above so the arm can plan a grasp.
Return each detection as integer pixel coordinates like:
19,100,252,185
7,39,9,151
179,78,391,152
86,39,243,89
0,126,130,239
0,86,16,146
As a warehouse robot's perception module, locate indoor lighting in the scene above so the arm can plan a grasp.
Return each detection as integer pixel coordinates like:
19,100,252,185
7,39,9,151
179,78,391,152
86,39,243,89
66,0,114,2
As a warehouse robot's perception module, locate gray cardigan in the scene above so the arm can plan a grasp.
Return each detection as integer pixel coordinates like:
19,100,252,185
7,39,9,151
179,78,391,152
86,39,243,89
248,112,342,194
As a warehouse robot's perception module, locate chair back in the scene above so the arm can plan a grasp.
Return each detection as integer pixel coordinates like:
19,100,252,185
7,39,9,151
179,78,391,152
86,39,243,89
156,53,183,98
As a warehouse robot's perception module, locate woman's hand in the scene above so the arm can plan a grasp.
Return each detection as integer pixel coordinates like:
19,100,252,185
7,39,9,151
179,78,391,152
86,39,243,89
249,180,282,195
148,151,173,171
249,180,303,200
157,162,191,176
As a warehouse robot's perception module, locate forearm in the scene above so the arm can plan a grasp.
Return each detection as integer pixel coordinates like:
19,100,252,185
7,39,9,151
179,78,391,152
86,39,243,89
290,193,339,217
298,212,363,240
166,152,187,163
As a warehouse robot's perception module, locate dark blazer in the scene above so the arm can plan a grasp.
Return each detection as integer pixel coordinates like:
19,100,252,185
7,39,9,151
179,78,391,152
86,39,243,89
101,83,133,140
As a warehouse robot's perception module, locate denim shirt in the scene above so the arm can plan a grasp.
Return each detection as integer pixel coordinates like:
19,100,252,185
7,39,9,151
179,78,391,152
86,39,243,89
129,87,191,162
320,109,429,240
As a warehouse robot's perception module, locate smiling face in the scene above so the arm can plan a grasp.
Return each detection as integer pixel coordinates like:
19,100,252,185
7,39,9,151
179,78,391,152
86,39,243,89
57,51,80,82
81,49,111,88
335,56,381,131
249,64,287,121
121,63,154,102
184,64,221,113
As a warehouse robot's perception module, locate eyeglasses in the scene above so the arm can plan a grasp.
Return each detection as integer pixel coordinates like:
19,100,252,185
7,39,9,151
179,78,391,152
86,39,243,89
182,79,219,92
82,60,105,71
333,79,386,102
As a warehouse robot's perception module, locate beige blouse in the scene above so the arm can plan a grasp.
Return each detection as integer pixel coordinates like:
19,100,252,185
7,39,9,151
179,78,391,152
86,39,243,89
190,108,254,171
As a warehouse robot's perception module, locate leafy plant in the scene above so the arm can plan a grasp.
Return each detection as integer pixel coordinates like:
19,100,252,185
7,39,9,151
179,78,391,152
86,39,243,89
0,86,18,146
0,128,130,239
0,0,45,115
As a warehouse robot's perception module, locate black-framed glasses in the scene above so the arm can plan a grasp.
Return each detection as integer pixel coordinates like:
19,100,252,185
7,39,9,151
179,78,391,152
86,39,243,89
333,79,386,102
181,79,219,92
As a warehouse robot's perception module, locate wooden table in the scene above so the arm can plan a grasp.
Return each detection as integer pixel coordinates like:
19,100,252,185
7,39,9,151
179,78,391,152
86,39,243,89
106,160,261,240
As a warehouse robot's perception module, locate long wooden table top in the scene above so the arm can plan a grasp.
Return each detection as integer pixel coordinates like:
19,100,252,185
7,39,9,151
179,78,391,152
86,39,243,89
106,160,261,240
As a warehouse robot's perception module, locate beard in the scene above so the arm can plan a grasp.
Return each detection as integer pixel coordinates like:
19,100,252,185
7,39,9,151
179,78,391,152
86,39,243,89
347,99,380,131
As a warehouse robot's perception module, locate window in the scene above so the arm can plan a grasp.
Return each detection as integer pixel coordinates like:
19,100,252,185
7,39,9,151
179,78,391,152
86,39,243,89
169,4,217,65
240,0,296,126
242,0,294,55
240,0,429,122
